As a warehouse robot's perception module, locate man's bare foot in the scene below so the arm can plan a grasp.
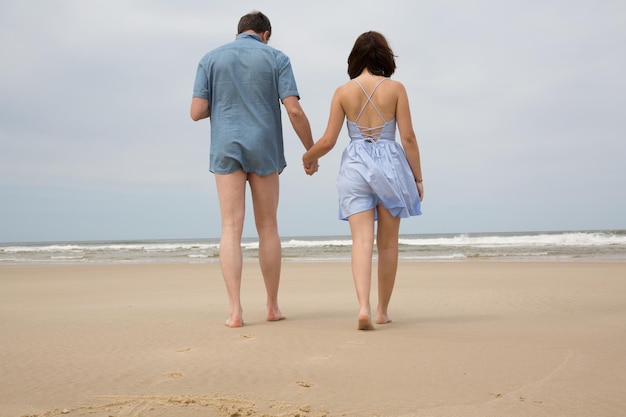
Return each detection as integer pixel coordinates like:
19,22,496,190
376,314,392,324
225,315,243,328
267,307,286,322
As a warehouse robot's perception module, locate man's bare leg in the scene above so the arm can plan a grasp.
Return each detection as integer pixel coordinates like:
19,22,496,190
215,170,247,327
249,172,285,321
348,210,376,330
375,205,400,324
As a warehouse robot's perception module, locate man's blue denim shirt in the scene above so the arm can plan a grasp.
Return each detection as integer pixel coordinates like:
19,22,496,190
193,33,300,175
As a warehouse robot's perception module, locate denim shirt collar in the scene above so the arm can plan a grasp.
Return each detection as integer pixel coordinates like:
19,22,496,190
236,32,263,43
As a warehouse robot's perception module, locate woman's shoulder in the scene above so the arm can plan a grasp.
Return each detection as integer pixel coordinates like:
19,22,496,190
384,78,406,90
337,79,357,91
333,80,357,100
334,77,406,100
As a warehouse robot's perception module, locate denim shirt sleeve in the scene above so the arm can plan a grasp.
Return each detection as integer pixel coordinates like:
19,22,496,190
276,53,300,100
192,60,210,99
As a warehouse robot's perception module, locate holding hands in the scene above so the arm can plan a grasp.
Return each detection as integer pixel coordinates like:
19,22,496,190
303,155,319,176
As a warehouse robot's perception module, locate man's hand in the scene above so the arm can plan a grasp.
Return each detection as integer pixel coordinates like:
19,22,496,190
303,159,319,176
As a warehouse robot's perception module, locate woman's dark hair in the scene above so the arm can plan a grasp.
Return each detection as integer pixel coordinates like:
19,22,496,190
237,11,272,39
347,31,396,79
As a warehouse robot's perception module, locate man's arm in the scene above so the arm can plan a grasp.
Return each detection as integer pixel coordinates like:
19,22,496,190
190,97,210,121
282,96,318,175
282,96,313,150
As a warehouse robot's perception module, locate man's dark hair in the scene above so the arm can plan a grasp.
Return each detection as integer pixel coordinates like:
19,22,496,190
237,11,272,39
347,31,396,79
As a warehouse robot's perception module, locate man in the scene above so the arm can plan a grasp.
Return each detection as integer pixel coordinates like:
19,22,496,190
191,11,318,327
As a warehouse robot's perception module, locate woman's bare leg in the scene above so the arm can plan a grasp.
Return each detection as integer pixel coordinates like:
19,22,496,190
375,205,400,324
348,210,376,330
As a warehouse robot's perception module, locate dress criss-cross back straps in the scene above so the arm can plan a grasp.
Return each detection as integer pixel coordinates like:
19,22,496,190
336,78,421,221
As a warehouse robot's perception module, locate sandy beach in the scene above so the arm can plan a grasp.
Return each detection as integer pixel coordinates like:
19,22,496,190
1,261,625,417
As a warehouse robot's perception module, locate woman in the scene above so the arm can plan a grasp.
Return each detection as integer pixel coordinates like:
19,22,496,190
303,31,424,330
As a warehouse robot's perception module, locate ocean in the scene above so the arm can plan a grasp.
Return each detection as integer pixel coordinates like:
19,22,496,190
1,230,625,266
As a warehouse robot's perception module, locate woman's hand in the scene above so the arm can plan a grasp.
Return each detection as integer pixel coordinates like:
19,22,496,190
303,156,319,176
417,181,424,201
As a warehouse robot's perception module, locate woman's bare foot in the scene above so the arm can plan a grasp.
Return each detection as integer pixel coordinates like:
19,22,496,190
358,317,375,330
358,309,375,330
267,307,286,322
376,313,392,324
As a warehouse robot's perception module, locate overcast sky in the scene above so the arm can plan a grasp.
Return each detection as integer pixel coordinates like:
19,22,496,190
1,0,625,243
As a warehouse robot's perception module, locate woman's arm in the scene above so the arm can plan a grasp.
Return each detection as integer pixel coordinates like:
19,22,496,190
395,83,424,200
302,88,346,168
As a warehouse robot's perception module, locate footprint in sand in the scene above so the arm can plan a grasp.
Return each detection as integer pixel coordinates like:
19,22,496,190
175,347,192,352
28,395,326,416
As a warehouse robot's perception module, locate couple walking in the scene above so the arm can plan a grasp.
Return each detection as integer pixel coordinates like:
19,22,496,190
191,11,423,330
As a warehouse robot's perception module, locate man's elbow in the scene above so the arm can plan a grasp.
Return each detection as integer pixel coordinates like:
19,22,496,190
283,97,305,119
190,98,210,121
190,109,210,121
288,107,309,126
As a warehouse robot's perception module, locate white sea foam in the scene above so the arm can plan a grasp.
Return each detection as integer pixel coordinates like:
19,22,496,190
1,231,624,265
282,239,353,248
398,231,626,248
